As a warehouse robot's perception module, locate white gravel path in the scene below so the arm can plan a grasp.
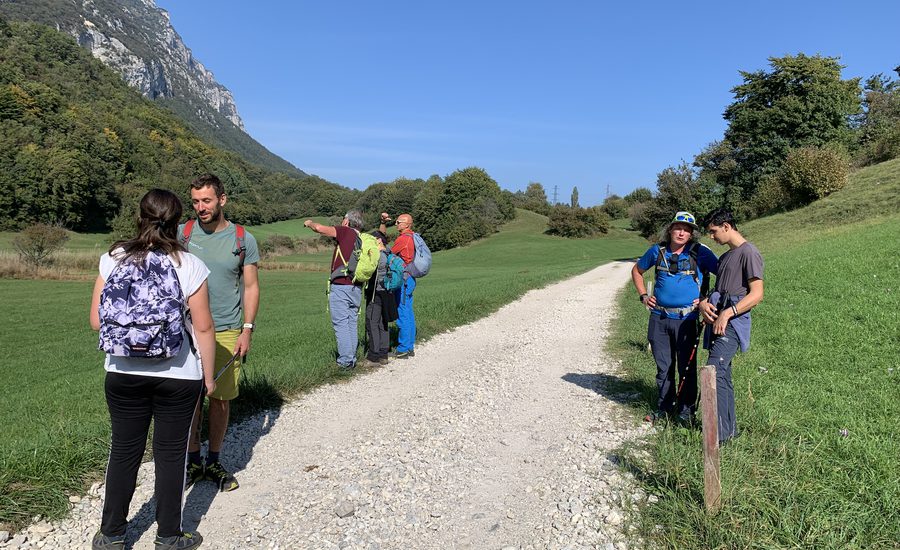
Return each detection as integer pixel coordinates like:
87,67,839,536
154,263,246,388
6,260,654,550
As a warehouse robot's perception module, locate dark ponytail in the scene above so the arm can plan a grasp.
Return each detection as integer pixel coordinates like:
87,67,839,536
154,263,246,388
109,189,185,265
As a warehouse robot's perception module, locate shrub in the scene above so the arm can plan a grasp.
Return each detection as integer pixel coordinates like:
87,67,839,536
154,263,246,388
13,223,69,268
260,234,295,258
547,205,610,238
624,187,653,205
781,146,850,205
601,195,628,219
749,174,792,216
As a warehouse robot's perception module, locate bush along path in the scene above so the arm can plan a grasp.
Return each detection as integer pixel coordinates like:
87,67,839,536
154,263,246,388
9,261,655,550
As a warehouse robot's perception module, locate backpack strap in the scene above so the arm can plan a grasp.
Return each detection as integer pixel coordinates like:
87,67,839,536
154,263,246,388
234,224,246,273
180,219,195,248
654,242,701,285
688,242,699,285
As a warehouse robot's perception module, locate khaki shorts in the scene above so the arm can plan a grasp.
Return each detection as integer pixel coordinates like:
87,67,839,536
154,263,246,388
208,329,242,401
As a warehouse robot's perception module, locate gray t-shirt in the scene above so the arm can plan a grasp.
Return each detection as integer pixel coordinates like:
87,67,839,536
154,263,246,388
179,222,259,330
714,241,764,298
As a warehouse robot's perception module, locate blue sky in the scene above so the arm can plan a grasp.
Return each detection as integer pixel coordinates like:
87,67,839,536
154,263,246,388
155,0,900,206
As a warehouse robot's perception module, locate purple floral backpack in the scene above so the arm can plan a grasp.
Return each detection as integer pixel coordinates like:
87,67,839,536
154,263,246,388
98,251,186,358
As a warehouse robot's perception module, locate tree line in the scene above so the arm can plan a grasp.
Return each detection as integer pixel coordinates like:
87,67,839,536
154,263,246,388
0,19,358,233
621,54,900,238
0,19,516,252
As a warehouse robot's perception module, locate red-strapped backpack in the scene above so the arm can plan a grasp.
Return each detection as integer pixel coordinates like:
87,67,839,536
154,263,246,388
180,219,247,274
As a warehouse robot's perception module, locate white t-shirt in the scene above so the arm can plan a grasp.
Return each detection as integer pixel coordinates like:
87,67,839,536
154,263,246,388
99,250,210,380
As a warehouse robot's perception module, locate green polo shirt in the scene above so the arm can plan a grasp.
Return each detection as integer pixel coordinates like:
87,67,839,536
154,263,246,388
179,221,259,330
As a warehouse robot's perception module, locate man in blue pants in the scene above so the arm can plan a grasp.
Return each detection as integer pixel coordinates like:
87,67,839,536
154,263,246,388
380,212,417,359
632,211,718,424
698,208,764,445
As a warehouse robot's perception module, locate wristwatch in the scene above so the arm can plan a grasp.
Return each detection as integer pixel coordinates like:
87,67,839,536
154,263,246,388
242,322,255,332
639,293,648,303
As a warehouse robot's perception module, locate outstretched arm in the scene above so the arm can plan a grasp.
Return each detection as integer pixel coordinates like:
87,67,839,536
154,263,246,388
304,220,337,238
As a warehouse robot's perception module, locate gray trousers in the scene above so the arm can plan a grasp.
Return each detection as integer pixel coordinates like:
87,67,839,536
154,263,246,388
365,294,389,360
707,323,741,443
329,284,362,367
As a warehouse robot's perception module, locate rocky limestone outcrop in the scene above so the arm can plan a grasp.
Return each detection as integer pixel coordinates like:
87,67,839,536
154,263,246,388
70,0,243,130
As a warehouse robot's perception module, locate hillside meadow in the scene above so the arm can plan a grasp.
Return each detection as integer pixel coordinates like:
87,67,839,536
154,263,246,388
609,159,900,549
0,209,647,530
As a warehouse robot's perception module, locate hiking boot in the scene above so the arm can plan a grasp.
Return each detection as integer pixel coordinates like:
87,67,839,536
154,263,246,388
204,461,239,492
92,532,125,549
185,461,205,488
361,359,382,368
154,531,202,550
390,350,415,359
377,356,390,365
643,410,669,424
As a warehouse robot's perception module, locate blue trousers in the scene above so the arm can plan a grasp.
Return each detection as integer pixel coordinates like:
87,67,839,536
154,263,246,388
329,284,362,367
394,276,416,352
707,323,741,443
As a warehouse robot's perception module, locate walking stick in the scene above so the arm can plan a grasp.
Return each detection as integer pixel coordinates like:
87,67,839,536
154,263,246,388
675,273,709,414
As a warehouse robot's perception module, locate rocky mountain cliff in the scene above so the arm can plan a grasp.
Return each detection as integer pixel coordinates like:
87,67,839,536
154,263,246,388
0,0,305,176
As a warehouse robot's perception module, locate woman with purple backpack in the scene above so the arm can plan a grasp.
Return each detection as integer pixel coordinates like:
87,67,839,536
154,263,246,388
89,189,216,550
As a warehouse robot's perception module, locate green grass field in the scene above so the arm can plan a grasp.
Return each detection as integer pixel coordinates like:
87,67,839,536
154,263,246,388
0,209,647,530
608,159,900,549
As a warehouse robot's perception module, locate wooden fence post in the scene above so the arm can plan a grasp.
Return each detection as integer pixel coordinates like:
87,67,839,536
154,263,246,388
700,364,721,513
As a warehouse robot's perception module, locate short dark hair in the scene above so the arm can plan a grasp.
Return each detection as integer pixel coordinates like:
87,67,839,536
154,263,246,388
702,208,737,230
370,230,388,245
190,173,225,197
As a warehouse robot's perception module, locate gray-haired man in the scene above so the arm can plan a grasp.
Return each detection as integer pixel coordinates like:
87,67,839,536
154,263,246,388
304,210,365,369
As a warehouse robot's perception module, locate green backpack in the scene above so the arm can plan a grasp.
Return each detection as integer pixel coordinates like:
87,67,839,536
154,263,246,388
333,231,380,286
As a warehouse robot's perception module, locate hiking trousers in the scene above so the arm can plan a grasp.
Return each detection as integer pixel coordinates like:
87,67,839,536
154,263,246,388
707,323,741,443
329,283,362,367
101,372,203,538
394,276,416,353
647,313,698,416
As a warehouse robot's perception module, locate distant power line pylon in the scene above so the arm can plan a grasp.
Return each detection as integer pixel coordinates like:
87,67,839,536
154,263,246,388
552,185,558,205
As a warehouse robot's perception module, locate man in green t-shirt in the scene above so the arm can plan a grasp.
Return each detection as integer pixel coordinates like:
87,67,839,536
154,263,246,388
180,174,260,492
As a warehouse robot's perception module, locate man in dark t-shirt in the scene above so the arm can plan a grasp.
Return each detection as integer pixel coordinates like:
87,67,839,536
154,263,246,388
305,210,366,369
698,208,765,445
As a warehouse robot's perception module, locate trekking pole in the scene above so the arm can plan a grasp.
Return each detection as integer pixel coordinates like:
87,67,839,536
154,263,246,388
214,352,241,382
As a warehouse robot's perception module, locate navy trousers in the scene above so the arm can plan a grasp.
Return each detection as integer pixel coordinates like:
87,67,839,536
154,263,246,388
647,314,699,417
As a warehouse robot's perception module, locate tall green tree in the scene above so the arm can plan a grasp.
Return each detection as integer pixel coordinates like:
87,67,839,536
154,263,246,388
855,68,900,165
720,54,861,199
570,186,579,208
413,167,514,251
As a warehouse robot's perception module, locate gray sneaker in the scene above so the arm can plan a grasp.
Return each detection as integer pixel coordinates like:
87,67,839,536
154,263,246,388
92,532,125,550
390,350,415,359
154,531,202,550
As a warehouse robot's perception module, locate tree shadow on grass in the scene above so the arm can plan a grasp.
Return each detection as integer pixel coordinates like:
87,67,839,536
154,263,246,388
122,369,284,548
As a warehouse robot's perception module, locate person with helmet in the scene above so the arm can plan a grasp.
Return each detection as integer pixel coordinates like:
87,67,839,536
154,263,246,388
631,211,718,424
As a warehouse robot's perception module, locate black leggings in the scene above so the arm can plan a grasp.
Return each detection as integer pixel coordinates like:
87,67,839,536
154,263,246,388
101,372,203,538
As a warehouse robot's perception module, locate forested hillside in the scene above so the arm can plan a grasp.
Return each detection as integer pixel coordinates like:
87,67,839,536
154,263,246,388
0,18,358,231
0,0,307,177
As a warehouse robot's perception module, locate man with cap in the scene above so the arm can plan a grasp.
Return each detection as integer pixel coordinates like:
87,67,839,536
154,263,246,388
631,211,718,424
